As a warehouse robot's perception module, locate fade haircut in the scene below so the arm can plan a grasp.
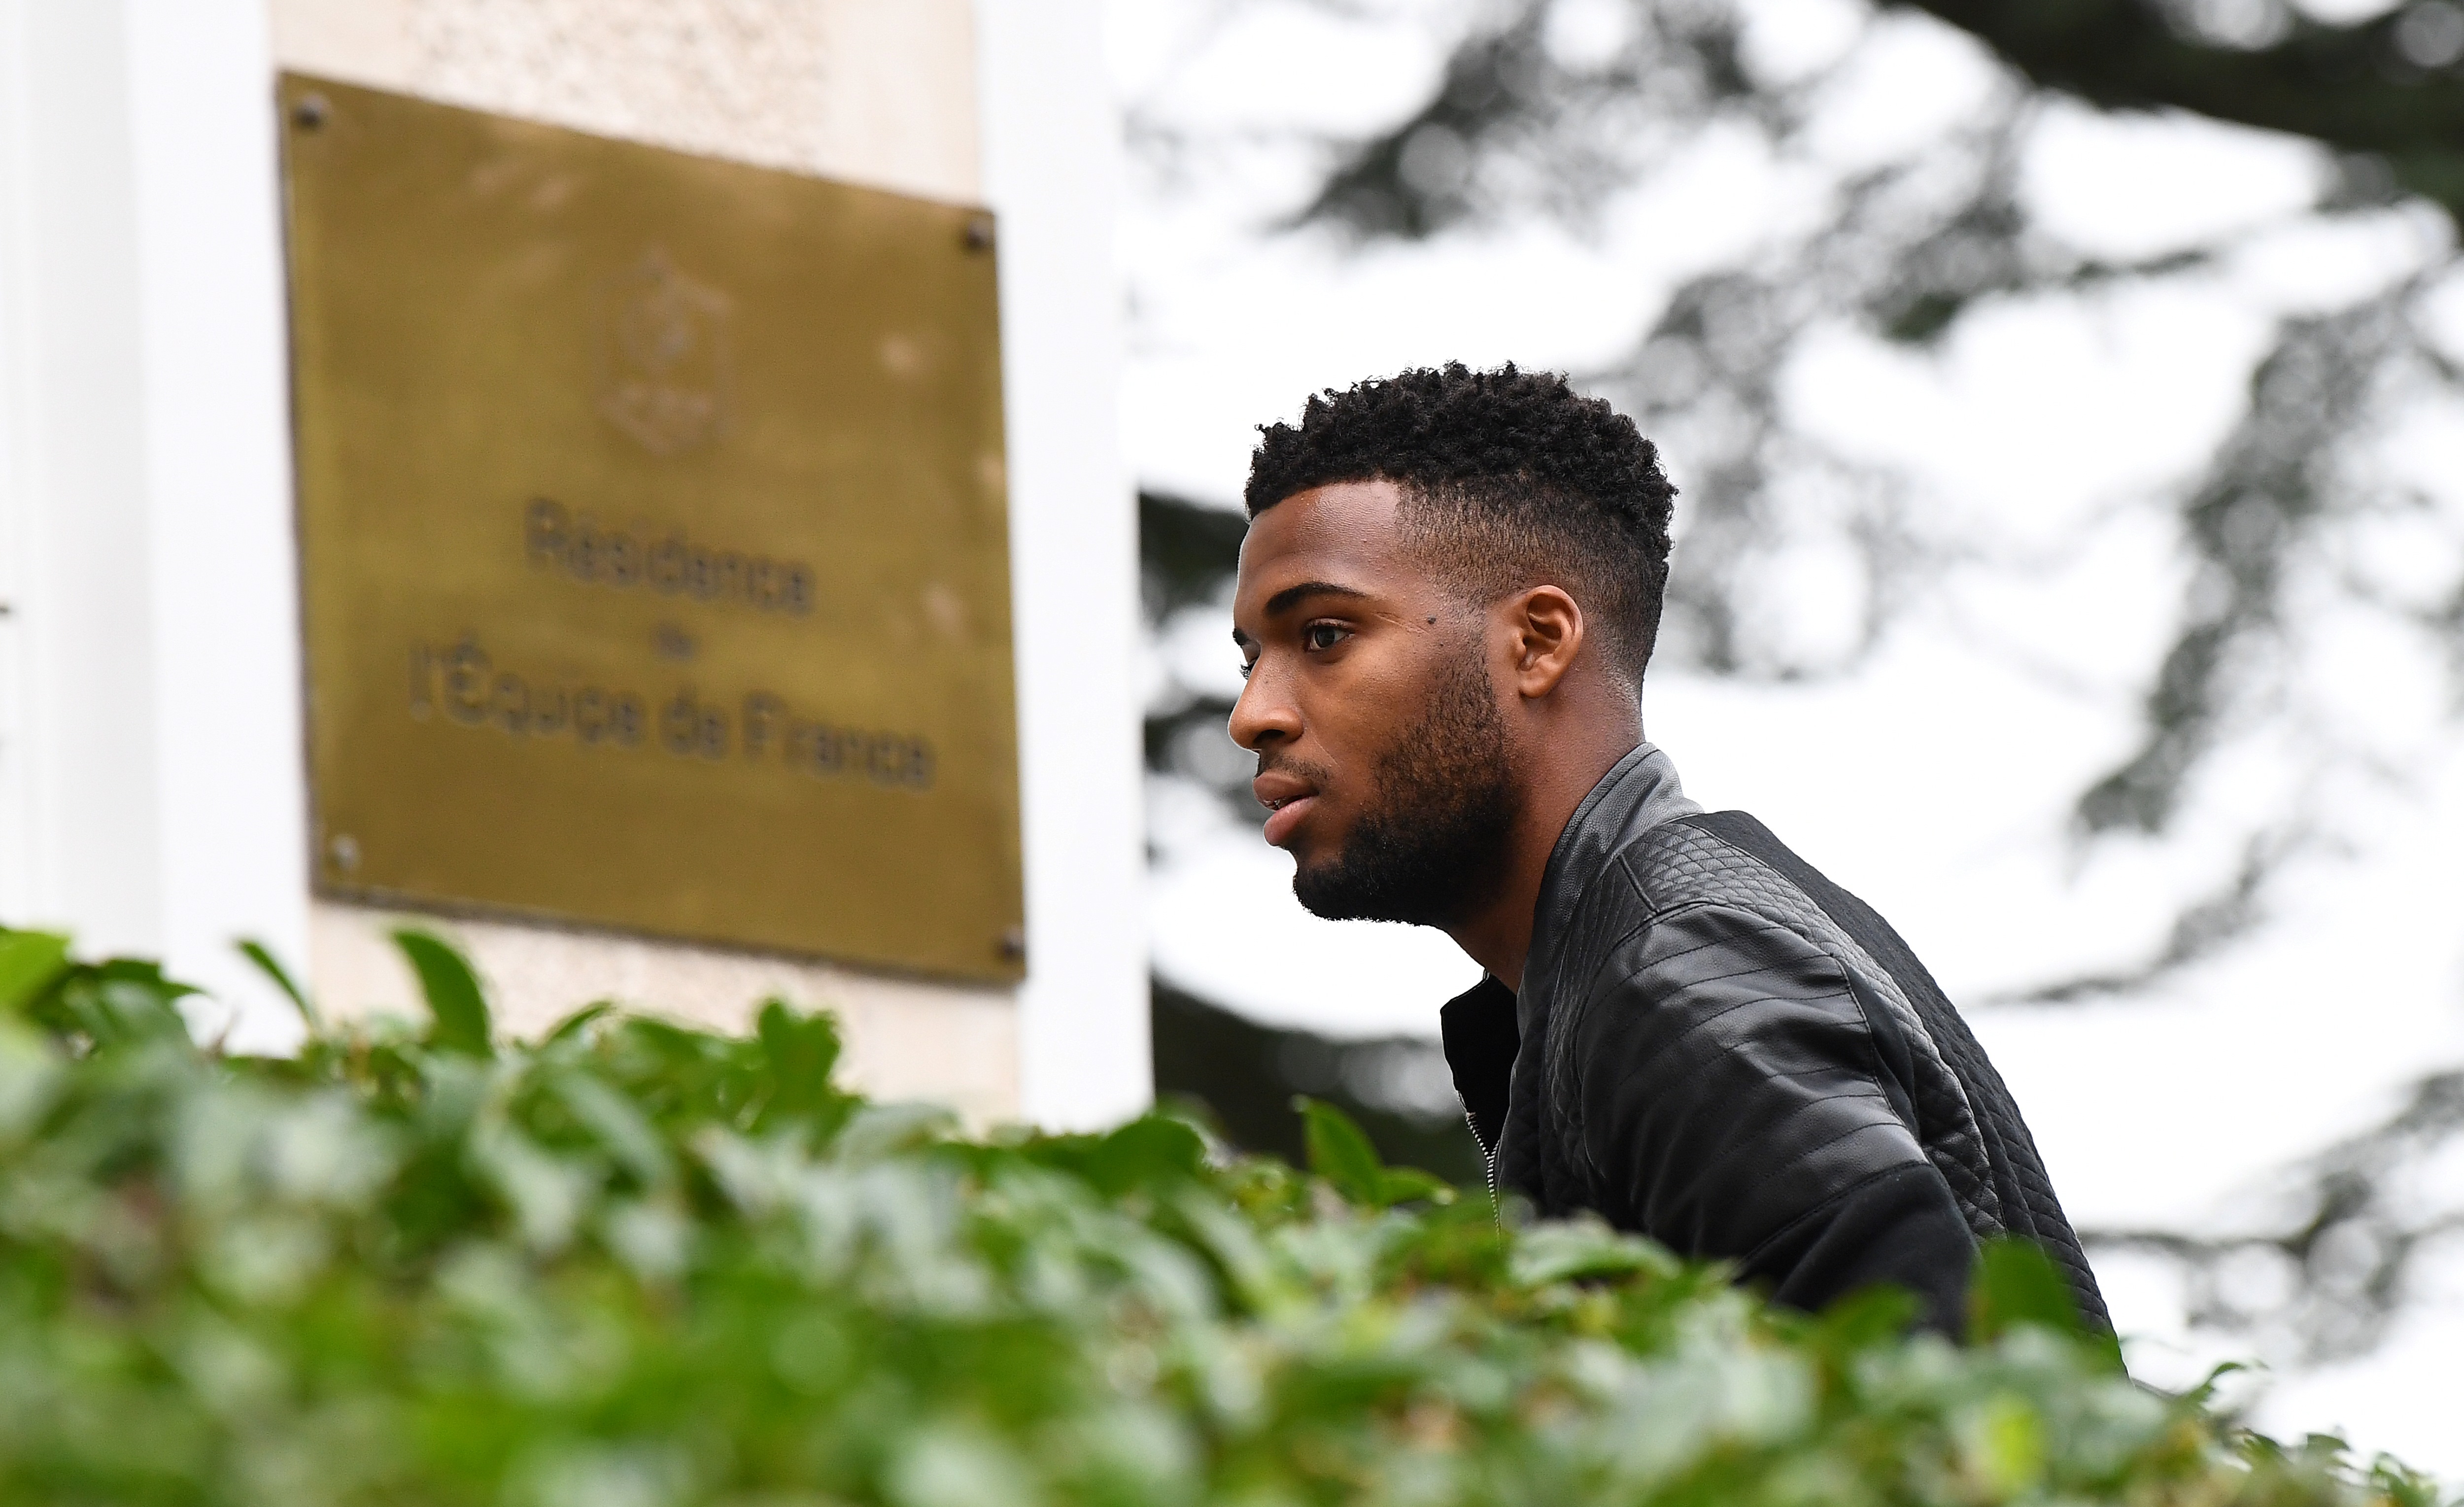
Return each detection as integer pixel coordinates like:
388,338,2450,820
1244,363,1677,685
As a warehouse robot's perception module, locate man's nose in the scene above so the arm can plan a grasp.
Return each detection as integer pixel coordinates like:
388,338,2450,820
1227,664,1299,752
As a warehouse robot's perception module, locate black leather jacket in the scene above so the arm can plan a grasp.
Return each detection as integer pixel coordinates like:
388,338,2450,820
1441,744,2107,1333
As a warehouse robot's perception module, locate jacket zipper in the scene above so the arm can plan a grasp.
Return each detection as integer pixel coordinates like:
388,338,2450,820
1465,1106,1500,1216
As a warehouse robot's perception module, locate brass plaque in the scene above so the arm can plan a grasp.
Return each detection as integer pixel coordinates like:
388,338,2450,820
279,73,1024,983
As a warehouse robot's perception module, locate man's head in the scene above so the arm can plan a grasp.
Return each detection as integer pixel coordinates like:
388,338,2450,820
1230,364,1677,928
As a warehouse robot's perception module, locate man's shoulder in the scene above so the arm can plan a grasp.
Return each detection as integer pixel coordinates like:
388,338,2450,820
1588,810,1940,1073
1538,807,1865,1011
1614,811,1949,1029
1591,811,2042,1258
1615,811,1817,919
1574,808,1859,959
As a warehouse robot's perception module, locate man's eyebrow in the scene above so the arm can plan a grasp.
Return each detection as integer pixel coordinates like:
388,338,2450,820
1262,581,1371,617
1234,581,1373,650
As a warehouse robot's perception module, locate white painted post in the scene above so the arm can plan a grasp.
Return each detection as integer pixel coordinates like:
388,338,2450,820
124,0,312,1037
0,0,308,1042
978,0,1154,1128
0,0,166,956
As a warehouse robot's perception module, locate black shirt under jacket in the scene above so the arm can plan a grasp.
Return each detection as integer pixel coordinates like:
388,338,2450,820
1440,744,2108,1336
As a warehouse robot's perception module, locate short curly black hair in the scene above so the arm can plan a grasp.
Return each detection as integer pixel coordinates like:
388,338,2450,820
1245,363,1677,684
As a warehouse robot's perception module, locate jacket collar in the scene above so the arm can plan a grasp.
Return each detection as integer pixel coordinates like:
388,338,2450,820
1439,741,1699,1151
1519,741,1700,1034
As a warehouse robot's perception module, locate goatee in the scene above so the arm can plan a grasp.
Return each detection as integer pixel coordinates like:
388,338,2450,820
1292,647,1517,927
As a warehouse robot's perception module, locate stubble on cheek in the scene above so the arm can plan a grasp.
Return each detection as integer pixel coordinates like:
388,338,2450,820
1289,630,1517,926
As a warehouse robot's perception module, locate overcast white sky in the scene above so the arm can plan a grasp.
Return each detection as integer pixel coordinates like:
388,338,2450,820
1113,0,2464,1474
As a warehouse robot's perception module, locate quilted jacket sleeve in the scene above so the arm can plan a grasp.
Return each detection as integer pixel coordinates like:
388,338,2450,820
1567,900,1977,1332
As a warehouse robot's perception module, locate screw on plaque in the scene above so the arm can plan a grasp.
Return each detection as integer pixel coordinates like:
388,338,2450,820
328,833,360,874
293,93,330,131
963,213,995,253
997,926,1026,962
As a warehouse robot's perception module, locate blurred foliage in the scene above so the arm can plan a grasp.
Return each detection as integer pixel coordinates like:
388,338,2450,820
2091,1068,2464,1363
0,922,2448,1506
1154,975,1486,1185
1901,0,2464,217
1265,0,2464,833
1143,489,1250,827
1134,0,2464,846
1143,486,1251,623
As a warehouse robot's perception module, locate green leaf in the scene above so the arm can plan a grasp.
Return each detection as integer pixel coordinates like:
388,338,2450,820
752,1000,847,1135
1808,1282,1920,1349
1380,1165,1455,1206
2181,1359,2251,1408
1297,1096,1389,1206
1076,1113,1209,1199
56,959,196,1045
1969,1237,2120,1368
542,1002,616,1045
1960,1393,2048,1497
1294,1096,1455,1209
2367,1452,2447,1507
391,929,491,1056
756,998,840,1082
550,1070,673,1188
0,929,71,1015
237,939,317,1029
1509,1218,1677,1288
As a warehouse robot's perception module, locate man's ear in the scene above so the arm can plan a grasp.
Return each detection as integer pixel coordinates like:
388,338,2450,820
1505,585,1585,699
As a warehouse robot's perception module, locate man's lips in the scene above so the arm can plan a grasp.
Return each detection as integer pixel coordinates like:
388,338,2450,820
1253,769,1320,848
1261,794,1318,848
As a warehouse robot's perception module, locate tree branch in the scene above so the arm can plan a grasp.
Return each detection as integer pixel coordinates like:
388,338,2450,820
1891,0,2464,218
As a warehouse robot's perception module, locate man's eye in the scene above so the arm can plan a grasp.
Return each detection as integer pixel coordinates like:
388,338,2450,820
1304,623,1349,652
1238,658,1255,680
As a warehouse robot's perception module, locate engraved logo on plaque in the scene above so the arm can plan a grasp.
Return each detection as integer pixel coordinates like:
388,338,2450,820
597,247,732,455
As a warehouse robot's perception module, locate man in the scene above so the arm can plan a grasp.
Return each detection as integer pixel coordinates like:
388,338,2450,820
1229,363,2105,1334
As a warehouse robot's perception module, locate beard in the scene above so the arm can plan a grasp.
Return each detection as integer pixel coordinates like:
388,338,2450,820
1290,647,1519,928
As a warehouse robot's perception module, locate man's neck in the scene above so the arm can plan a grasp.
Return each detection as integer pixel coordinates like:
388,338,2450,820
1445,723,1641,992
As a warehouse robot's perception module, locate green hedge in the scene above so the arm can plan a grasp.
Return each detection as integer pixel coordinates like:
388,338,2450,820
0,925,2440,1507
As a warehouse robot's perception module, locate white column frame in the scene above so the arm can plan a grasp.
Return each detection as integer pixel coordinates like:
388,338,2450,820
0,0,308,1039
0,0,165,954
0,0,30,927
977,0,1154,1128
124,0,311,1036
